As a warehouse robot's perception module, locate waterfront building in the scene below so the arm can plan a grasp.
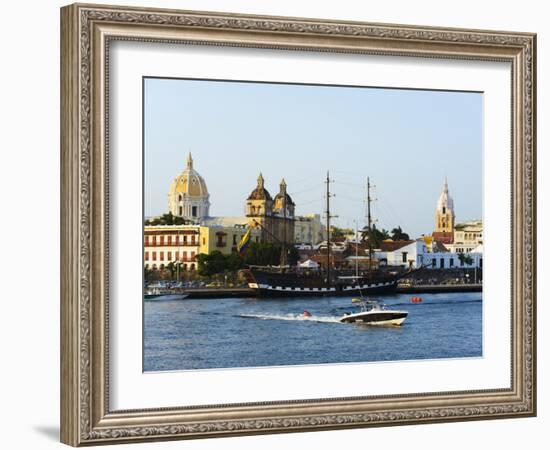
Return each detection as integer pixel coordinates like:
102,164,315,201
375,238,482,270
294,213,325,245
167,153,210,222
144,223,262,271
432,177,455,244
144,224,200,271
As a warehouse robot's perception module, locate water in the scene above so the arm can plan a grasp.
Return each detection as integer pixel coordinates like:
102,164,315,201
143,292,482,372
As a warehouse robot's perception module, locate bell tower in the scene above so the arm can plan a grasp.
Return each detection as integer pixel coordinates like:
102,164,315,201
433,177,455,244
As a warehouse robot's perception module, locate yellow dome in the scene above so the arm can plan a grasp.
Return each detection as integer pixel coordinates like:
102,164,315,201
169,153,209,198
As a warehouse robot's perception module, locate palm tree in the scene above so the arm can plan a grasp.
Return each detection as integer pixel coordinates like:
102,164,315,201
390,226,409,241
457,253,474,266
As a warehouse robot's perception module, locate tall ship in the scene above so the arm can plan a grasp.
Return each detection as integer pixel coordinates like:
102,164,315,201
241,174,414,297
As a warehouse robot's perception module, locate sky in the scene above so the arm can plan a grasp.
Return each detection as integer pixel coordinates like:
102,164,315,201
144,77,482,238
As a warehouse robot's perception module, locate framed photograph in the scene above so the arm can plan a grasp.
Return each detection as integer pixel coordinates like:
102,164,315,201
60,3,536,446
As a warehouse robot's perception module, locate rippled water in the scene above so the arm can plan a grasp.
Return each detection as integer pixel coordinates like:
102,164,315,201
143,292,482,372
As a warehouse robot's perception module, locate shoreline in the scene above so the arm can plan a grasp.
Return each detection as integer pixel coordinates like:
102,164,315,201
182,284,482,299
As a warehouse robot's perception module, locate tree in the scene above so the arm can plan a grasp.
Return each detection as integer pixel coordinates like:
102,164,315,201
391,226,410,241
457,253,474,266
144,212,189,226
361,224,390,248
196,251,244,276
166,261,177,279
243,243,282,266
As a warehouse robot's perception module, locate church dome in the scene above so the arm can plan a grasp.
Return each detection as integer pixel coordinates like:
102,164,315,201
247,173,272,201
437,177,454,211
169,153,209,198
168,152,210,221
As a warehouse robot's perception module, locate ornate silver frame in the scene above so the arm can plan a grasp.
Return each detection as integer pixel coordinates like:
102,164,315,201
60,3,536,446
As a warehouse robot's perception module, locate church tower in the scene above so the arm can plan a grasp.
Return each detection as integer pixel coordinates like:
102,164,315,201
433,177,455,244
245,173,274,243
273,178,295,244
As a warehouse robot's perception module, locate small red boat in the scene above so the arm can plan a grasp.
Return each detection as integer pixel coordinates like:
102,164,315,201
411,297,423,303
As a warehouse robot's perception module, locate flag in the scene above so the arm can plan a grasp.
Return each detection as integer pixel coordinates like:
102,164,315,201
237,227,252,256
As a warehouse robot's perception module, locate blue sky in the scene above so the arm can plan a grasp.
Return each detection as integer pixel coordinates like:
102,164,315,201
144,77,482,238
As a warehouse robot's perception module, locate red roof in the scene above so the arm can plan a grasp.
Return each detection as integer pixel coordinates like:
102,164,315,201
378,240,414,252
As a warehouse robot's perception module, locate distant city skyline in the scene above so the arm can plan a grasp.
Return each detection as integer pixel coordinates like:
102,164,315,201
144,77,483,238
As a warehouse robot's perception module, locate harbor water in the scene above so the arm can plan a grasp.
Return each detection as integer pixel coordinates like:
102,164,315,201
144,292,482,372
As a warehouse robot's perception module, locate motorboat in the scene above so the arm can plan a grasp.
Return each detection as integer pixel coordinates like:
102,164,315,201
340,298,408,326
144,287,189,301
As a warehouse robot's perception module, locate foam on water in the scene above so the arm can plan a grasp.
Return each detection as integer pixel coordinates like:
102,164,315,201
238,313,342,324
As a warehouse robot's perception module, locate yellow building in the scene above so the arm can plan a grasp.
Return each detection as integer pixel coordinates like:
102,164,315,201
198,225,261,255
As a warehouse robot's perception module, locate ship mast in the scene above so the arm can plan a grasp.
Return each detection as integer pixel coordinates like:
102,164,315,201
325,171,333,288
367,177,374,271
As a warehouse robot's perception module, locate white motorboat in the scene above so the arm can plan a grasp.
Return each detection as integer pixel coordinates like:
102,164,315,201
144,287,189,301
340,298,408,326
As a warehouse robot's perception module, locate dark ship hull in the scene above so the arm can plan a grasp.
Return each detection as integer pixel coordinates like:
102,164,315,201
241,268,402,297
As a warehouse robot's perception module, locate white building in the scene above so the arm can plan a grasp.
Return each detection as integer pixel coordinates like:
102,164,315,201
375,239,483,270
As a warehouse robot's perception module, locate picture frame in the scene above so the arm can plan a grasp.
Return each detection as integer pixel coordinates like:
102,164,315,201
60,2,536,446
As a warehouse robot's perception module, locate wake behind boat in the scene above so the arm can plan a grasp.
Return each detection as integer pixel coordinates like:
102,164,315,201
340,298,408,325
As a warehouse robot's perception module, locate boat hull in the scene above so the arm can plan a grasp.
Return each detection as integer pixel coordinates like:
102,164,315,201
246,279,399,297
340,311,408,325
144,293,189,301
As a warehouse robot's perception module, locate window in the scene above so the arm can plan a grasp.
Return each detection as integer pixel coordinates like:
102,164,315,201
202,237,206,245
192,206,197,217
450,258,454,267
190,263,195,271
190,251,196,260
167,251,172,260
175,251,179,261
442,207,446,214
183,235,188,245
167,235,171,245
179,206,182,216
191,235,196,245
152,236,156,245
144,235,149,246
160,252,164,261
182,251,187,261
233,234,238,245
144,251,149,261
159,236,164,245
401,252,408,263
440,258,444,268
432,258,436,267
152,252,157,261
